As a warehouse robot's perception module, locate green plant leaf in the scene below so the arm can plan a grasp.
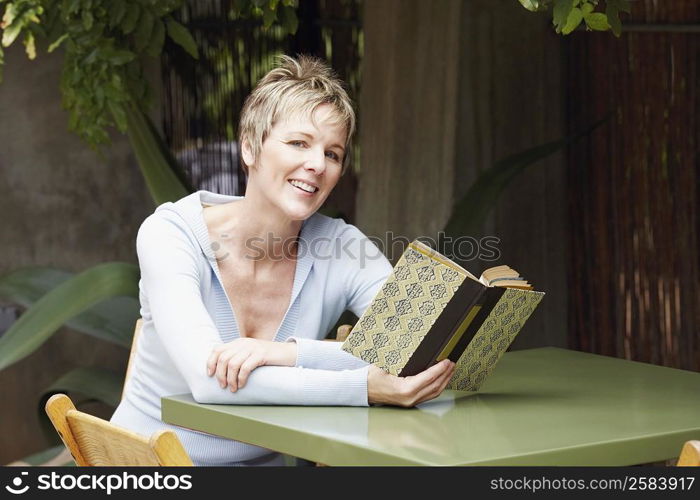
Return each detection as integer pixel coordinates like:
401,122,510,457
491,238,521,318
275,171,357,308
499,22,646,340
0,262,139,371
121,2,141,35
41,367,125,409
165,16,198,59
82,9,93,31
108,1,127,28
23,30,36,59
0,267,138,348
518,0,543,12
65,0,81,17
442,117,608,246
37,367,125,446
552,0,573,32
279,4,298,35
48,33,69,52
262,3,277,28
146,18,165,57
606,3,622,36
562,7,583,34
107,100,127,131
134,9,154,52
103,48,135,65
10,445,74,466
584,12,609,31
2,2,20,26
1,20,24,47
125,104,191,205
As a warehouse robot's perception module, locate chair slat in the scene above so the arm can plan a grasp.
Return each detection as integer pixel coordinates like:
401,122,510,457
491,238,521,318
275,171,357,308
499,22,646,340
677,440,700,466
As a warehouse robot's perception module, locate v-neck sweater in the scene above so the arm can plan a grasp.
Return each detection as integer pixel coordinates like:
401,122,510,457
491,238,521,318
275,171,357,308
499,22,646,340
110,191,392,465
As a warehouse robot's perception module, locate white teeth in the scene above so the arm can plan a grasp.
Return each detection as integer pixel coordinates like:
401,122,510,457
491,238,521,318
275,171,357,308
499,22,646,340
289,180,318,193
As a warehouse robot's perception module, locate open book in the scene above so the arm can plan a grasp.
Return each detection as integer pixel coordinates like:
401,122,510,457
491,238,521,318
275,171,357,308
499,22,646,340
341,240,544,391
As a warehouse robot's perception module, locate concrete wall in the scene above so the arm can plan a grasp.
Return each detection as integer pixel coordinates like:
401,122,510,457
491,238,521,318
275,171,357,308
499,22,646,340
0,44,153,463
358,0,568,350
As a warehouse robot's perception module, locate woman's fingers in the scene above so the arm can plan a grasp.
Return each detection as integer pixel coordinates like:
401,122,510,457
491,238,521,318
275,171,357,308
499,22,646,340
207,339,271,392
408,359,451,390
214,352,233,388
225,352,252,392
206,345,224,376
417,362,456,404
403,360,455,406
237,355,264,390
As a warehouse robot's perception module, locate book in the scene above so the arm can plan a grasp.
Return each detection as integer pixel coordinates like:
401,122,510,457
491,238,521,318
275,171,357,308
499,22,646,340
341,240,545,391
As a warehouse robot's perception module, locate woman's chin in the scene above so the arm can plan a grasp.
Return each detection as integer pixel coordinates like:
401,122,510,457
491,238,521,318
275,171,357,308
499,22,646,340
280,200,320,221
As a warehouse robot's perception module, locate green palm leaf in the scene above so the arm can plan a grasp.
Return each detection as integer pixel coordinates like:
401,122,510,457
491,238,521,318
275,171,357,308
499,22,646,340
37,367,125,445
0,267,139,348
41,367,124,409
10,445,74,466
126,104,192,206
443,117,607,241
0,263,139,371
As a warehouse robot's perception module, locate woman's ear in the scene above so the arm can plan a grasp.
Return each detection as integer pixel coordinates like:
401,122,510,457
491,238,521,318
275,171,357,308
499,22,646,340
241,137,255,169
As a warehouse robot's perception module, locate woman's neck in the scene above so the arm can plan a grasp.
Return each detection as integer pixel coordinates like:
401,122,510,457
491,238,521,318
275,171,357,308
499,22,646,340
205,194,303,265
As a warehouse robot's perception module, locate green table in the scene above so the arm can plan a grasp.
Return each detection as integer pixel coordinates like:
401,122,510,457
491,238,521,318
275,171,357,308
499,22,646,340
161,347,700,465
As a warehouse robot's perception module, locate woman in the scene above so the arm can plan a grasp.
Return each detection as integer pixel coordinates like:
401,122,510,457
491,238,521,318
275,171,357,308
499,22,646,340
111,55,455,466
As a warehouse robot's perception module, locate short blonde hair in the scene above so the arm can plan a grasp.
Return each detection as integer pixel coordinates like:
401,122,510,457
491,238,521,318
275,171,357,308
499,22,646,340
238,54,356,174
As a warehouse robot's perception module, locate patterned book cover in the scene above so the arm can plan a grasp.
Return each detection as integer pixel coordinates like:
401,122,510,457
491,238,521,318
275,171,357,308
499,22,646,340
341,240,544,392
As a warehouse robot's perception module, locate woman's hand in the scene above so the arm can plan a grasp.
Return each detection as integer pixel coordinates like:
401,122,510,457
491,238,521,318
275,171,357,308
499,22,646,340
206,338,296,392
367,359,456,407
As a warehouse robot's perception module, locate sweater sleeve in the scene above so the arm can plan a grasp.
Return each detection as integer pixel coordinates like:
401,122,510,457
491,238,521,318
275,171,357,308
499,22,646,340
286,337,369,370
284,222,393,371
137,213,369,406
341,223,393,317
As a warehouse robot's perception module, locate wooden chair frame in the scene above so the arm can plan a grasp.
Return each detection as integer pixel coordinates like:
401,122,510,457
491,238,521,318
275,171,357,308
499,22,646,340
677,440,700,466
45,393,192,466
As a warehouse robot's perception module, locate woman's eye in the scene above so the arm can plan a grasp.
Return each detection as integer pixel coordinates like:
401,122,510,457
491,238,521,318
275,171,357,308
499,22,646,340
289,140,306,147
325,151,340,161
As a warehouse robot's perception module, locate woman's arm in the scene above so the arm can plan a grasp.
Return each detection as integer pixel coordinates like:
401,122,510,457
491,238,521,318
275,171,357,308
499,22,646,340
140,212,453,407
277,222,393,372
137,213,370,406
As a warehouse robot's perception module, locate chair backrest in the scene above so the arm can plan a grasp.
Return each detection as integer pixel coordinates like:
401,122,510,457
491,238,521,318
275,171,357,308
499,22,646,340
677,440,700,466
45,394,192,466
121,318,144,401
335,324,352,342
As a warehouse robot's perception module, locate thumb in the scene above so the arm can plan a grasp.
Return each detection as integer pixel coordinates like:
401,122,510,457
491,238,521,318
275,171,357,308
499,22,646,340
410,359,451,385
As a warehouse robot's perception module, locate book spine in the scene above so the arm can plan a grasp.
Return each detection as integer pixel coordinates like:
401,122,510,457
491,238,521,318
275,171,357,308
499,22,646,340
446,286,506,363
398,279,485,377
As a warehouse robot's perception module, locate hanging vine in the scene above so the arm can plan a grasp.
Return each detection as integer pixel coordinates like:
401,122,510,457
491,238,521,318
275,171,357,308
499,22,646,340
519,0,631,36
0,0,298,147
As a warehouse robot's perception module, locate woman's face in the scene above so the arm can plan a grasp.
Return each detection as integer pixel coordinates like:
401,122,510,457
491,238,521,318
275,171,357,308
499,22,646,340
243,103,346,221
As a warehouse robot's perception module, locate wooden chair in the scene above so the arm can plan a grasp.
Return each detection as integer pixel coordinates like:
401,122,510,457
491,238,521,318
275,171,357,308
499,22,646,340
45,394,192,466
334,324,352,342
677,440,700,466
121,319,144,401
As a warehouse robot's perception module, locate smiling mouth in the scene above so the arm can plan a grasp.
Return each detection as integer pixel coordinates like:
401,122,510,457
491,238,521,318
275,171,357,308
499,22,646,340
288,179,319,194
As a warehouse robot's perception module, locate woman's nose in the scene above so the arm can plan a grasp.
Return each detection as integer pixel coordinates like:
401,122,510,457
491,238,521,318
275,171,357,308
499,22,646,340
304,148,326,174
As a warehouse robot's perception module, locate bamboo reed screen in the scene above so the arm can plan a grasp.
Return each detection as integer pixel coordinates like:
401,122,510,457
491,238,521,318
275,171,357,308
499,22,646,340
567,0,699,370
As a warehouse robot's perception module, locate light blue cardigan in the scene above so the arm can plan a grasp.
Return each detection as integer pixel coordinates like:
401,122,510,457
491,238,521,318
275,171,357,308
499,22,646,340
111,191,392,465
